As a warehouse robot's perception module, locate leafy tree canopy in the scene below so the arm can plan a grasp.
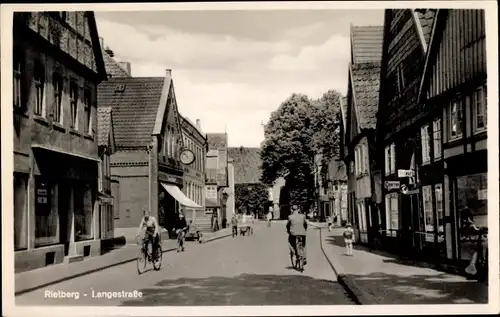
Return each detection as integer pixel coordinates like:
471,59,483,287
234,183,269,215
260,91,343,209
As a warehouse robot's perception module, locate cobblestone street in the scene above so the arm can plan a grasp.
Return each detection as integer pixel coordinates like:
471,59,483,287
16,223,355,306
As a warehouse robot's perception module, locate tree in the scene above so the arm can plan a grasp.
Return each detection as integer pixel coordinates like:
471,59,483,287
234,183,269,215
260,91,343,211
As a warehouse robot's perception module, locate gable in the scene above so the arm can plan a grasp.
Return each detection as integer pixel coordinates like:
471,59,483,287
16,11,106,81
347,69,361,144
419,9,486,102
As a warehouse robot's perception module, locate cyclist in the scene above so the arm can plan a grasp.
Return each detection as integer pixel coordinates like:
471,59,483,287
286,204,308,265
136,208,160,260
175,211,188,252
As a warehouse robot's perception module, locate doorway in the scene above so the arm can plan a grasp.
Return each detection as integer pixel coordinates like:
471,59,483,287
58,183,71,256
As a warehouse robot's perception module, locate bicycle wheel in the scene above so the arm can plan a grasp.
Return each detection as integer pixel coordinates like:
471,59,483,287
153,242,162,271
137,247,147,274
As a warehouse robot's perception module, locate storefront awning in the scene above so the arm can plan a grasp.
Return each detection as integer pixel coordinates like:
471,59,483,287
161,183,202,209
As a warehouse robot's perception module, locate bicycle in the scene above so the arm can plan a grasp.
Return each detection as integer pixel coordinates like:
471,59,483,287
290,236,305,272
136,234,162,274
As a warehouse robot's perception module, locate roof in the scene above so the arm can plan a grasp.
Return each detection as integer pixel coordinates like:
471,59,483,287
97,77,165,148
227,147,262,184
414,9,438,48
339,96,348,128
207,133,227,149
350,63,381,130
180,115,205,140
102,49,131,78
351,26,384,64
97,107,112,146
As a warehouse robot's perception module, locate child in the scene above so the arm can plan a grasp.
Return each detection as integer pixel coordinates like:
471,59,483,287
343,223,354,256
327,216,333,231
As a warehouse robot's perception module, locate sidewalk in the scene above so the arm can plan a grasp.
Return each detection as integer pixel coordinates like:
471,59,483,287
15,228,232,296
319,227,489,304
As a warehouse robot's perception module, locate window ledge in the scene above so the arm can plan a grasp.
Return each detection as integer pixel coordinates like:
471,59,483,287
33,115,49,126
69,128,82,137
84,134,94,141
53,122,66,133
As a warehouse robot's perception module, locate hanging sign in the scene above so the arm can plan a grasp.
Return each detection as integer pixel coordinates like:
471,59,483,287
398,169,414,178
384,181,401,190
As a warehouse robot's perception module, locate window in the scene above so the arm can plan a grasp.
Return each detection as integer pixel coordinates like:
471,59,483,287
52,72,63,123
13,54,23,109
363,145,369,172
14,174,28,250
385,193,398,237
421,125,431,164
83,89,91,134
35,178,59,246
74,183,93,241
70,81,78,128
473,86,487,132
433,119,442,160
449,99,463,140
435,184,444,243
385,144,396,175
422,185,434,242
34,61,45,116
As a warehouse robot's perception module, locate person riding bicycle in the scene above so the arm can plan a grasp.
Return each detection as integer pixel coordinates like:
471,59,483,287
136,208,160,259
174,211,188,251
286,204,308,265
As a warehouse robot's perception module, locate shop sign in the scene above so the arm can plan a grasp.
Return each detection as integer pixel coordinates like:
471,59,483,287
37,188,48,204
384,181,400,190
398,169,414,178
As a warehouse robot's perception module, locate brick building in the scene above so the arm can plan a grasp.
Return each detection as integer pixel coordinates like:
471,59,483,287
97,70,194,237
13,11,107,272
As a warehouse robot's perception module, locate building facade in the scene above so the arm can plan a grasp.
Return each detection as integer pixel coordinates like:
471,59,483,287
97,70,199,238
344,25,384,244
96,107,116,243
417,9,487,269
180,116,207,223
376,9,438,255
13,11,107,272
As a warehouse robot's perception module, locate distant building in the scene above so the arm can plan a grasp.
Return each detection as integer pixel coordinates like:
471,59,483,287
180,116,208,229
13,11,107,272
205,133,229,227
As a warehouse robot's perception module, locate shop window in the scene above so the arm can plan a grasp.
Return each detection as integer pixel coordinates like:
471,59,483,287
473,86,487,132
74,184,93,241
435,183,444,243
35,178,59,246
421,125,431,165
34,61,45,116
422,185,435,242
14,174,28,250
457,173,487,261
448,99,463,140
52,72,63,123
433,119,442,160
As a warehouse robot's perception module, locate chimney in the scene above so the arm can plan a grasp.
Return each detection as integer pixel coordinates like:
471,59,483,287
165,69,172,77
118,61,131,75
196,119,201,131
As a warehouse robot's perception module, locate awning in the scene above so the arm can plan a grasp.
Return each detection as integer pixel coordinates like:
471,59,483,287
161,183,202,209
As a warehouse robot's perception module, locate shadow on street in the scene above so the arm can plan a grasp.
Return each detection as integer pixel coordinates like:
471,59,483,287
344,272,488,304
120,273,355,305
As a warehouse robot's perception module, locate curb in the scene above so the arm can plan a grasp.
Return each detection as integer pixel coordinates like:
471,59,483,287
316,226,378,305
15,231,233,296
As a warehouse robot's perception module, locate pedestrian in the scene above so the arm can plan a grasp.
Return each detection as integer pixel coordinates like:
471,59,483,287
343,222,354,256
266,211,272,227
326,215,333,231
231,214,238,238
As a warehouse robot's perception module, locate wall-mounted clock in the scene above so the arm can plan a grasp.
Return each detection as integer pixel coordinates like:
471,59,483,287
180,149,195,165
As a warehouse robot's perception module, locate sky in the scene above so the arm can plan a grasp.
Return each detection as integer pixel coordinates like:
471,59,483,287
95,10,384,147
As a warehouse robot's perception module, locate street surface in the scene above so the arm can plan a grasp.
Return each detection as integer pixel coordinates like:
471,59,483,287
16,222,355,306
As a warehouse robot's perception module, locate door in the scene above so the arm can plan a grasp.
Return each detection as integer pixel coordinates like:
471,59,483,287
58,182,71,256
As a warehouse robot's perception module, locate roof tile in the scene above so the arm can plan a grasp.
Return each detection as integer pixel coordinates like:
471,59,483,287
207,133,227,149
228,147,262,184
351,63,381,130
97,107,112,146
97,77,165,148
415,9,438,47
351,26,384,64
